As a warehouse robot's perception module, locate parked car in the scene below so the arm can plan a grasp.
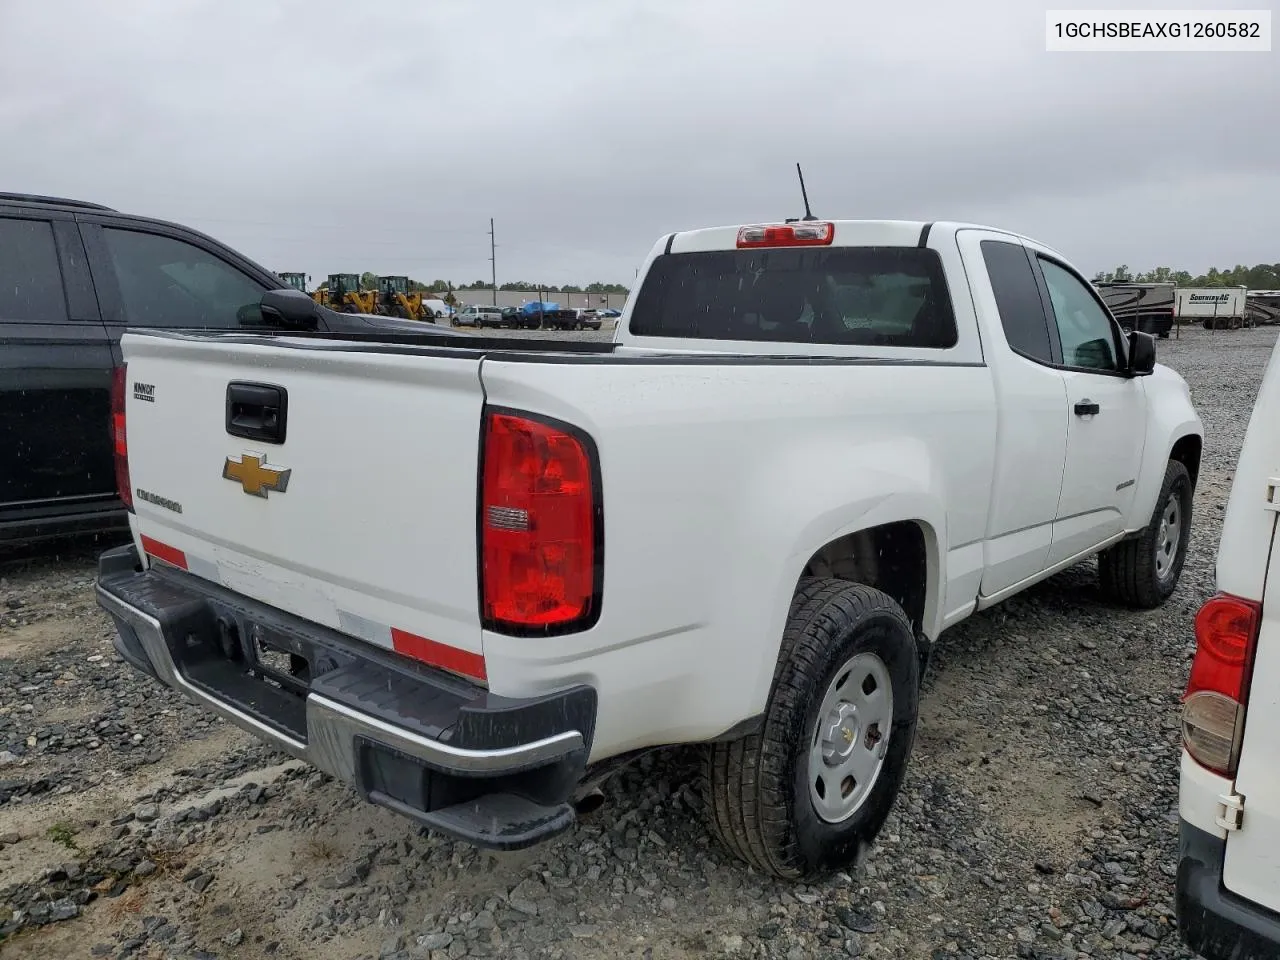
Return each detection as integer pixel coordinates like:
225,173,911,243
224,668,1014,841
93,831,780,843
518,301,579,330
96,217,1201,879
572,308,602,330
500,305,540,330
1176,331,1280,959
453,304,504,328
0,191,463,545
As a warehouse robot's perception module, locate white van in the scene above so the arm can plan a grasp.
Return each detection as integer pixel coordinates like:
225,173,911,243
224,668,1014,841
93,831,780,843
1178,333,1280,956
421,298,451,320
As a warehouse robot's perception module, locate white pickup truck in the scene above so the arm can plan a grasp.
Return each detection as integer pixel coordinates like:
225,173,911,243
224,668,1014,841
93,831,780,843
96,218,1203,880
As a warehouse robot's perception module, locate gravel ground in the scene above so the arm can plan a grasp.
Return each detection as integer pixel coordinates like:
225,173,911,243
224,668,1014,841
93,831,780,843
1,324,1275,960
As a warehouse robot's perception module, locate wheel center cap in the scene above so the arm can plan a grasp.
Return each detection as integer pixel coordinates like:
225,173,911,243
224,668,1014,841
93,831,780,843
821,702,860,764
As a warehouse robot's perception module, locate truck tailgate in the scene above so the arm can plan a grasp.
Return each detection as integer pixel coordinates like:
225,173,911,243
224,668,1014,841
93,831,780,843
120,333,487,678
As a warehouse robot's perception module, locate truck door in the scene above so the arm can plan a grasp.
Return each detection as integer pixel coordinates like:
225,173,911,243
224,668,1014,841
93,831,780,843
955,232,1069,596
1222,504,1280,912
1028,253,1148,567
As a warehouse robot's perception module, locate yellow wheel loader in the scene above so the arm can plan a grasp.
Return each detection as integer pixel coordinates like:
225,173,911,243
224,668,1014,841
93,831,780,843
324,273,377,314
376,275,426,320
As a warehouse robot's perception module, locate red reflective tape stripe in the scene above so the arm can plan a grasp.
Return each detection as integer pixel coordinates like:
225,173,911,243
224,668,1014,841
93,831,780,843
141,535,187,570
391,628,487,682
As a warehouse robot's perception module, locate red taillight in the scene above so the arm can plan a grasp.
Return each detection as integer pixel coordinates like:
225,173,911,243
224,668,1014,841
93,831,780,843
1182,593,1262,775
736,222,834,248
480,409,600,633
110,365,133,511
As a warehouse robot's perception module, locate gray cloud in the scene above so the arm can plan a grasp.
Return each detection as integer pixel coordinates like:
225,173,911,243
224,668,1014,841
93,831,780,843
1,0,1275,285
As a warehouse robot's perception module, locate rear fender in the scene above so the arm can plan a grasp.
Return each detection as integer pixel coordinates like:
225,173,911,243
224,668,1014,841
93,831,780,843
736,437,947,716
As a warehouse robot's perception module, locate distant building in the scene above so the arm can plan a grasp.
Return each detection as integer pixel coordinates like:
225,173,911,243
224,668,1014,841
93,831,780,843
452,288,629,311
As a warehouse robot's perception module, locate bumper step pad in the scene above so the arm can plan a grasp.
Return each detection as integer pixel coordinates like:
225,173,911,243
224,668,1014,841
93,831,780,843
371,790,576,851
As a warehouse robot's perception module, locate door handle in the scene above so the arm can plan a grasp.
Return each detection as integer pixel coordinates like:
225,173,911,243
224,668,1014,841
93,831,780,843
226,381,288,444
1074,399,1100,417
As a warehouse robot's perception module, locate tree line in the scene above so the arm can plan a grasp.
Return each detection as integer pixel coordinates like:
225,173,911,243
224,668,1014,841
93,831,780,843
1092,262,1280,289
355,273,629,296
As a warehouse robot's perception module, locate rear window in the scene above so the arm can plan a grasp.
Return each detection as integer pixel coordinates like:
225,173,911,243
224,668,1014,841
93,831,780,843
629,246,957,348
0,217,68,324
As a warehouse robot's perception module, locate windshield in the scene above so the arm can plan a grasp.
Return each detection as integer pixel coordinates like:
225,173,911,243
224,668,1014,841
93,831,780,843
629,246,957,348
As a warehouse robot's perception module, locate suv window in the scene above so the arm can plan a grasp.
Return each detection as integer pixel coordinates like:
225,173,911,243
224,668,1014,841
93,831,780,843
630,247,958,348
1038,258,1119,372
102,228,271,329
980,239,1053,363
0,217,68,323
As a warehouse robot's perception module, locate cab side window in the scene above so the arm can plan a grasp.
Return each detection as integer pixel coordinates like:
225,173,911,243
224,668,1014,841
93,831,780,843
980,239,1053,363
1038,259,1120,372
102,228,270,329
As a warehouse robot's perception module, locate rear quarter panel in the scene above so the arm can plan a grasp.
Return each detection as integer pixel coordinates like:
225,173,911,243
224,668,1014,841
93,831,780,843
477,356,996,759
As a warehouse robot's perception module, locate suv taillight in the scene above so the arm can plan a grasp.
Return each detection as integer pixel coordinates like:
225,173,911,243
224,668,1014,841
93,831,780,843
1182,593,1261,776
480,409,601,634
110,365,133,511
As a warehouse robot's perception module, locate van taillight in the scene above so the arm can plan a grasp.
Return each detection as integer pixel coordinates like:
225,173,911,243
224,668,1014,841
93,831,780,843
1182,593,1261,776
110,365,133,511
480,409,601,634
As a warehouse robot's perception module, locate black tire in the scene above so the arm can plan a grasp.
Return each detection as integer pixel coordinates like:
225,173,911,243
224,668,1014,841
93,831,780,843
702,579,920,880
341,304,358,314
1098,459,1193,609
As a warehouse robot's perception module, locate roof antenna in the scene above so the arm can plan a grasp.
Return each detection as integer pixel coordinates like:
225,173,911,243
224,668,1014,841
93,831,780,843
786,163,818,223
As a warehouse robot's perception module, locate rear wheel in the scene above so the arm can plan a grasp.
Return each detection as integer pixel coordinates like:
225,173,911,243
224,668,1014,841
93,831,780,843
702,579,919,880
1098,459,1192,609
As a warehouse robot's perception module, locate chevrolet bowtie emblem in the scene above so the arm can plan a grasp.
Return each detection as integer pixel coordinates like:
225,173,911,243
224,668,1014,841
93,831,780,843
222,453,291,498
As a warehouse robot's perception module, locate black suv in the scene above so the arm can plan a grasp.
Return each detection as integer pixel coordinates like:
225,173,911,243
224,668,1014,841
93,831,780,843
0,192,462,545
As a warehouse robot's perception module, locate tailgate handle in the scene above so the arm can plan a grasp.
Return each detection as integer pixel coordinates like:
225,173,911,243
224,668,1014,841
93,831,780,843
226,382,288,444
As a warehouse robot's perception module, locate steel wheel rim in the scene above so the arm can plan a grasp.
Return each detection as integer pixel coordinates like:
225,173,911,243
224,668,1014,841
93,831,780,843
1155,492,1182,580
807,651,893,824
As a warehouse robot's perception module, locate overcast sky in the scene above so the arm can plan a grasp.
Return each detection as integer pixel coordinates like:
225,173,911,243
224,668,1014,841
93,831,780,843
1,0,1275,287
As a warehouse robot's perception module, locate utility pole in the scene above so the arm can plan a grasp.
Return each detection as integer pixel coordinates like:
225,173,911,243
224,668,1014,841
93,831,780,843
488,218,497,306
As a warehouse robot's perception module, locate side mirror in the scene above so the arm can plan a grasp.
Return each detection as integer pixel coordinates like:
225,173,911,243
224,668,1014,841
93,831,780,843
1127,330,1156,376
261,288,319,330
